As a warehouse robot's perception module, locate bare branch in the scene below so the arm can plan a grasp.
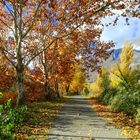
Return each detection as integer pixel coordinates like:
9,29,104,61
0,46,14,57
2,0,15,18
0,49,16,67
25,38,57,67
22,1,43,39
25,2,110,67
0,19,15,34
13,3,18,44
19,0,23,39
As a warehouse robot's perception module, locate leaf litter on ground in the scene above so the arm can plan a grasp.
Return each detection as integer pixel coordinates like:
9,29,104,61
89,98,140,140
15,99,64,140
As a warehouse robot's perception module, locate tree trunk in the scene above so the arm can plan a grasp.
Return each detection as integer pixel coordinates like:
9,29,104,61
43,69,51,100
16,66,24,106
54,79,60,98
44,77,51,100
65,84,70,95
56,91,60,98
42,49,52,100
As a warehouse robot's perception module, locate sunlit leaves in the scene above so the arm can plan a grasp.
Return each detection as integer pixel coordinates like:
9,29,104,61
110,42,136,88
70,64,86,93
0,0,139,104
120,41,134,74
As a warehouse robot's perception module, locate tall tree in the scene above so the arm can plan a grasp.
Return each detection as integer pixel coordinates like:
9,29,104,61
110,41,136,88
120,41,134,74
70,63,86,94
0,0,139,105
0,0,46,105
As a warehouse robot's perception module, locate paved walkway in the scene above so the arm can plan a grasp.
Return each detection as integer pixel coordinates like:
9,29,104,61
47,96,130,140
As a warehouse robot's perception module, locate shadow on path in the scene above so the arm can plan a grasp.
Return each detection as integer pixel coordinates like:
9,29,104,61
47,96,130,140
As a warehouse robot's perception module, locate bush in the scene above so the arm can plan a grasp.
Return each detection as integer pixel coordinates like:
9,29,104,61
135,108,140,124
100,88,118,105
111,88,140,116
67,91,80,96
83,87,90,95
0,95,27,139
9,86,16,93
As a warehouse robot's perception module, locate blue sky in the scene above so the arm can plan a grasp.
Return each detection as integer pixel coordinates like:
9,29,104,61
100,16,140,50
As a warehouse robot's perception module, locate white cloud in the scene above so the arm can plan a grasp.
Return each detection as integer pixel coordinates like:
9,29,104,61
100,16,140,50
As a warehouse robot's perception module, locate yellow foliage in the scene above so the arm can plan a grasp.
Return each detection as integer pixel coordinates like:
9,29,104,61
70,64,86,92
91,67,109,96
110,41,136,88
91,76,103,96
110,63,122,88
89,41,136,94
120,41,134,75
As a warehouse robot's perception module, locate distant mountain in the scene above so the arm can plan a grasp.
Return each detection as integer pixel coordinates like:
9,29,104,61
111,48,140,62
112,48,122,61
102,48,140,69
132,50,140,67
89,48,140,82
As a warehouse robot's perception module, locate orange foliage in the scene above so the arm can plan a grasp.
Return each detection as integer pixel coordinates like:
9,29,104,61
24,78,44,103
0,0,139,105
0,92,17,104
0,68,45,104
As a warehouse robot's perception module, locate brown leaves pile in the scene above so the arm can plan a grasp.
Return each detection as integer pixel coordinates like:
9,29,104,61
89,98,140,139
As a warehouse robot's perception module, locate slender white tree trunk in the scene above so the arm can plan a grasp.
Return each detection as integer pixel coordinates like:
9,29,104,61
42,48,51,100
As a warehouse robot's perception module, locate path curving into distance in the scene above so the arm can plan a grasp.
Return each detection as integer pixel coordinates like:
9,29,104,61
47,96,130,140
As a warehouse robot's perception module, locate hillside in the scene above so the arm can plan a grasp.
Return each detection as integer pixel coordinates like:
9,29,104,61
90,48,140,82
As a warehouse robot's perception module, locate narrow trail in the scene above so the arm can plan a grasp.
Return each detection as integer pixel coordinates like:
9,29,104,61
47,96,130,140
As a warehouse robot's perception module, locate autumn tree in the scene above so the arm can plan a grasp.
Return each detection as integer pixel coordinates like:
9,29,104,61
53,40,77,96
70,63,86,94
91,67,109,97
120,42,134,74
110,41,136,89
0,0,139,105
36,36,78,98
0,1,45,105
34,6,112,98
